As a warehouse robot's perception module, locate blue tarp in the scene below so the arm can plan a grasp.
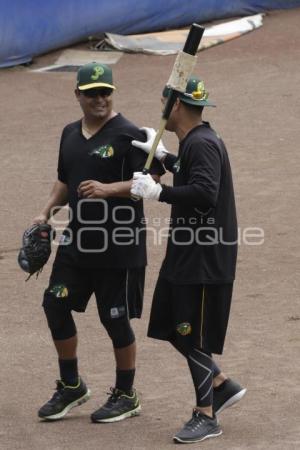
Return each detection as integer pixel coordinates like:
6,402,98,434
1,0,300,68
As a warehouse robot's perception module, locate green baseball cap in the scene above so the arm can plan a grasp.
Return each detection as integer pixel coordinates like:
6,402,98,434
77,62,116,91
163,76,215,107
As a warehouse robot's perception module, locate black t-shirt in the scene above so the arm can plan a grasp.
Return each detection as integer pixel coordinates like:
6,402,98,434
159,122,237,284
57,113,164,268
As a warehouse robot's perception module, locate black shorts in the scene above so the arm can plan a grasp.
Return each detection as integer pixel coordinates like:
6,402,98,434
43,260,145,322
147,276,233,354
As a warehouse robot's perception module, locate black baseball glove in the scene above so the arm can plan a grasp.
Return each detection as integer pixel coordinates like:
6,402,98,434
18,223,56,279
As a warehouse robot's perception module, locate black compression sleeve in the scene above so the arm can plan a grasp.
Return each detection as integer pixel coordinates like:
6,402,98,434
159,184,217,209
159,140,221,208
163,153,177,173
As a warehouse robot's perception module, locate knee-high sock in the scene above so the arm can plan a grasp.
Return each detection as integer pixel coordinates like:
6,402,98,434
59,358,78,386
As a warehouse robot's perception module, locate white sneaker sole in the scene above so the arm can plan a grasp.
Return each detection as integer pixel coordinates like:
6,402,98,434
215,388,247,415
39,389,91,420
92,404,141,423
173,429,223,443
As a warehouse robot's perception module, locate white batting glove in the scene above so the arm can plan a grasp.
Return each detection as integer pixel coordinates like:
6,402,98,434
131,173,162,200
132,127,169,161
133,171,144,180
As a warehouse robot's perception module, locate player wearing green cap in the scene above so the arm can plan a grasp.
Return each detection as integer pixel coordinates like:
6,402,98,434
131,76,246,443
33,62,164,423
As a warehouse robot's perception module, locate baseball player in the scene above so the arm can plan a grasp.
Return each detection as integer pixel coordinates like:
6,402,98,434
131,76,246,443
32,62,164,422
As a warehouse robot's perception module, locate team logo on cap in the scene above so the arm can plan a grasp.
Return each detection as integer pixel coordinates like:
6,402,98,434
49,284,69,298
176,322,192,336
89,145,114,158
91,66,104,81
191,81,208,101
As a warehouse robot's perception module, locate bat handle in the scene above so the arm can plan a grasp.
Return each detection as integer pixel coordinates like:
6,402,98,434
143,118,167,172
162,90,179,120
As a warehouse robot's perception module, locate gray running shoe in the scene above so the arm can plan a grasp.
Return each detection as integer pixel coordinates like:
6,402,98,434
173,410,222,443
213,378,247,415
91,388,141,423
38,378,91,420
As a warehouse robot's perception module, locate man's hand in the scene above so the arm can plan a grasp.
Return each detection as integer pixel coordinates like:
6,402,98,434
78,180,111,199
32,213,48,225
132,127,168,162
131,172,162,200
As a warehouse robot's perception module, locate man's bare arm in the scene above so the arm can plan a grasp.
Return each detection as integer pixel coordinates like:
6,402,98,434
33,180,68,224
77,176,160,199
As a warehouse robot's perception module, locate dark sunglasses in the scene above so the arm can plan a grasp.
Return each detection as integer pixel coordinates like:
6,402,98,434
82,88,113,98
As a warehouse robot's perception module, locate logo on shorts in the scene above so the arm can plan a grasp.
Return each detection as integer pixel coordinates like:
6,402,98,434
89,145,114,158
110,306,126,319
173,158,181,173
176,322,192,336
50,284,69,298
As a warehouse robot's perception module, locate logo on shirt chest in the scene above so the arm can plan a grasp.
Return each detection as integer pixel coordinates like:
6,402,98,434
173,158,181,173
89,145,114,158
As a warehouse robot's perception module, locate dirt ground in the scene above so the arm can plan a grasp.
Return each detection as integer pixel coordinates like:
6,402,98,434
1,8,300,450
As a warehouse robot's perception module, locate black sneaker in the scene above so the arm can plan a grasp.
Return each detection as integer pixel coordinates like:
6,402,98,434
91,388,141,423
173,410,222,443
213,378,247,415
38,378,91,420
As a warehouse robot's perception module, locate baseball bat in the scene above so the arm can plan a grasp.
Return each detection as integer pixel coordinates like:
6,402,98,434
142,23,205,173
